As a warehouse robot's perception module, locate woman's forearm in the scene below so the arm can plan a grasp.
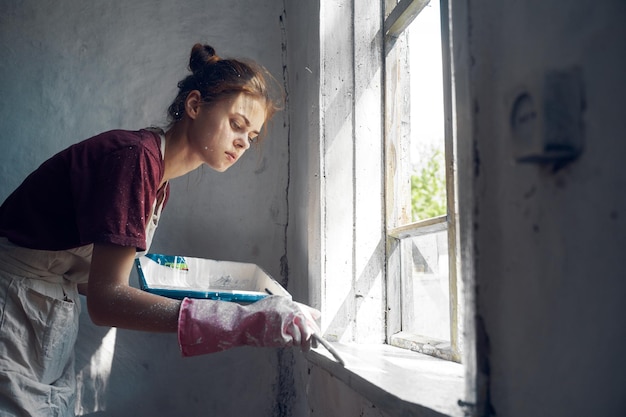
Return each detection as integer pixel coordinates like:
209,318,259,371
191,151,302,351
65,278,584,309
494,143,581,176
87,283,181,332
87,243,181,332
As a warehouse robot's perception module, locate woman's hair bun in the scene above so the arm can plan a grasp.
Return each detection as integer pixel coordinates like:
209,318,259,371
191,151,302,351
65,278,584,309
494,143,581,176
168,41,283,130
189,43,220,74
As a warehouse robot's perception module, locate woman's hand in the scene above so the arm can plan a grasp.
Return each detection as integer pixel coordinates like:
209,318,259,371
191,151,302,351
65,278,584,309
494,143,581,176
178,295,322,356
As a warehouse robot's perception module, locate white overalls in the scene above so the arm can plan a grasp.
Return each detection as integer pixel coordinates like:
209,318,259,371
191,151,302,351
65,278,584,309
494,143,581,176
0,133,166,416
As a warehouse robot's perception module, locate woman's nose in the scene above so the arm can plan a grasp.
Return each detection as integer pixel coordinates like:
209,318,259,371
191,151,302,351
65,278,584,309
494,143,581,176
235,133,251,151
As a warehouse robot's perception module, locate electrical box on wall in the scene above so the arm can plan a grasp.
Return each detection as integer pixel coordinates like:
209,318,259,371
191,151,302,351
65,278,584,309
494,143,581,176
508,67,584,163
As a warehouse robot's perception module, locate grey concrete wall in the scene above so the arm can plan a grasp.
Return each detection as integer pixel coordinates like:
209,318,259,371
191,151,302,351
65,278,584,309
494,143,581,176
468,0,626,416
0,0,299,415
283,0,322,311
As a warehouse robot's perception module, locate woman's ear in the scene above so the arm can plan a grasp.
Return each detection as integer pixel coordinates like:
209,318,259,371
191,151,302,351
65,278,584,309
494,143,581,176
184,90,202,119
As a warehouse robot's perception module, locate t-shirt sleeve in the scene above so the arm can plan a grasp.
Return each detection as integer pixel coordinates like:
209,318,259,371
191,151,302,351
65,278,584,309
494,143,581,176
73,143,160,251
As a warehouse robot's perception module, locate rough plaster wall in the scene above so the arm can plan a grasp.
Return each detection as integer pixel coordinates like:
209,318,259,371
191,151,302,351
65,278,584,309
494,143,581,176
0,0,298,415
281,1,329,416
282,0,326,415
283,0,321,309
469,1,626,415
307,365,391,417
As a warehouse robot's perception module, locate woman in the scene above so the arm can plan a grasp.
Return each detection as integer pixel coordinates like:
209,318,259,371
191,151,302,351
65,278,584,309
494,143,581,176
0,43,320,416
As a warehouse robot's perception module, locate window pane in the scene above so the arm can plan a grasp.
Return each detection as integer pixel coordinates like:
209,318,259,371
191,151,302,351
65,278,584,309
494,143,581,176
401,228,450,341
408,1,446,222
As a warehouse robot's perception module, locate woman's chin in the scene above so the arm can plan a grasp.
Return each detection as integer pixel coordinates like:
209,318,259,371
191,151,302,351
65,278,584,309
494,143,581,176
207,163,230,173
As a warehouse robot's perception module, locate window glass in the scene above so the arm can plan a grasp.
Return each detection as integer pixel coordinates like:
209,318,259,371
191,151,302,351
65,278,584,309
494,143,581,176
401,229,450,341
409,0,446,223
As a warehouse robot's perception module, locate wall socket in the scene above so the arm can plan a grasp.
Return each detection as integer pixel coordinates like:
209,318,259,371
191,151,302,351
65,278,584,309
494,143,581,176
508,67,584,163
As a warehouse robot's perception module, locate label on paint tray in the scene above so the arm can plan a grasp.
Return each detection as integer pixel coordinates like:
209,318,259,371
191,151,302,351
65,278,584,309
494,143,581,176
145,253,189,271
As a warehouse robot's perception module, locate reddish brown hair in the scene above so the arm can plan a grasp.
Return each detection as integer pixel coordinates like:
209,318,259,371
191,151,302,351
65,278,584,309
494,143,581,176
168,43,283,141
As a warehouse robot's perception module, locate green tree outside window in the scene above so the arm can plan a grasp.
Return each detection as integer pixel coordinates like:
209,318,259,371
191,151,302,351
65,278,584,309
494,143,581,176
411,147,446,222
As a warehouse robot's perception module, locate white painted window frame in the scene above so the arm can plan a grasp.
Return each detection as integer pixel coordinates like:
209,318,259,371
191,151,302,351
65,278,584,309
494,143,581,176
316,0,475,360
383,0,461,362
314,0,479,412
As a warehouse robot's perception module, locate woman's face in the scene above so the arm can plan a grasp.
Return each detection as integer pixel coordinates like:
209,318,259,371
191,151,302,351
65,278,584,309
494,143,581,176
189,93,266,172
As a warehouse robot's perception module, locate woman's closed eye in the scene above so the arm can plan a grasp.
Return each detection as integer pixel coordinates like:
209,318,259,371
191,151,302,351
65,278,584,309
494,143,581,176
231,119,243,131
231,116,260,145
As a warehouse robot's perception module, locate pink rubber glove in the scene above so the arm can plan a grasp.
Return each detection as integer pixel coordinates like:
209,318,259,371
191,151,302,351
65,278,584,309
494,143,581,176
178,295,321,357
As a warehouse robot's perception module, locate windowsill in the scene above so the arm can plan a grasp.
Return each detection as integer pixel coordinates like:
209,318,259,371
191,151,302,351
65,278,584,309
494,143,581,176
306,342,465,417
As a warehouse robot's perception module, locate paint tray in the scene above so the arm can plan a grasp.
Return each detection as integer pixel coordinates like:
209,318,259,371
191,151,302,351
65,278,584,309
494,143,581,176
135,253,290,303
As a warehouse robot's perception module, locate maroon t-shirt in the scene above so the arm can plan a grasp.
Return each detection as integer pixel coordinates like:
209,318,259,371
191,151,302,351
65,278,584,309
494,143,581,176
0,129,169,251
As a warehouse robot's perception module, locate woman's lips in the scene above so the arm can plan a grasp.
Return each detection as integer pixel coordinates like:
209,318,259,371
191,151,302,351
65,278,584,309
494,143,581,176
225,151,236,162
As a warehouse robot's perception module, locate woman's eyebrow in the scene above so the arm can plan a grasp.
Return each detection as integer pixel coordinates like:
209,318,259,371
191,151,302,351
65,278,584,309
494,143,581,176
237,113,260,135
236,113,251,126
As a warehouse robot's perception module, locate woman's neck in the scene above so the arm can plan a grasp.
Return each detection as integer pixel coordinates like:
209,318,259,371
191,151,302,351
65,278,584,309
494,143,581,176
161,122,203,186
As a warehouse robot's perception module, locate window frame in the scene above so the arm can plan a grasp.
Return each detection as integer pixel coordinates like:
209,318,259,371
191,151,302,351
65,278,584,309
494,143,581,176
309,0,479,411
383,0,461,362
